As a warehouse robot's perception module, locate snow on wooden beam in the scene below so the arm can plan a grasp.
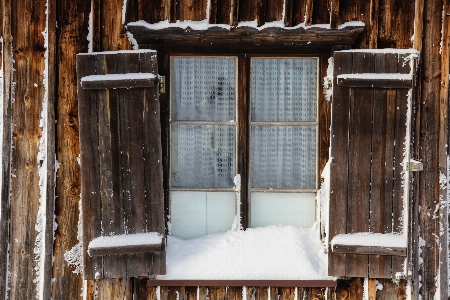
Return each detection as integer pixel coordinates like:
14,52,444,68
337,73,413,88
126,21,365,46
81,73,157,89
331,233,407,256
88,232,164,256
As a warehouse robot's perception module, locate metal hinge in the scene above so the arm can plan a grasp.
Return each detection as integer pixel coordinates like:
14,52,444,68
406,160,423,172
158,76,166,94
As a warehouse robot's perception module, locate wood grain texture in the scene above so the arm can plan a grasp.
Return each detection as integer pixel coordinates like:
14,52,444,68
0,1,11,299
52,0,91,298
332,244,406,256
7,0,47,298
177,0,208,21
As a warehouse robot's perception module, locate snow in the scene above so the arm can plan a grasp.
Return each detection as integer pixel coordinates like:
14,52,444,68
340,48,420,54
81,73,156,83
324,57,333,101
77,49,155,55
337,73,412,80
64,200,83,274
127,19,364,32
157,225,332,280
331,232,406,248
88,232,163,250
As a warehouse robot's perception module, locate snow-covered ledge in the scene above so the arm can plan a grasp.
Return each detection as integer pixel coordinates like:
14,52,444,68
331,232,407,256
126,20,365,46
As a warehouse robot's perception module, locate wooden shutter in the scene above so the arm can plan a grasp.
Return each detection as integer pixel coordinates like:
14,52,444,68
77,50,165,279
328,50,418,279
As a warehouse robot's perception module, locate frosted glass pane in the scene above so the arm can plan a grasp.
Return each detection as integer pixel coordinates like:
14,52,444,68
251,126,316,188
251,58,317,122
250,192,315,228
171,191,235,239
172,57,236,121
206,192,236,235
172,125,235,188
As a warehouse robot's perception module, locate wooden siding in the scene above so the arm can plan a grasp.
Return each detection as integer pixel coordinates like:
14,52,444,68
0,0,448,299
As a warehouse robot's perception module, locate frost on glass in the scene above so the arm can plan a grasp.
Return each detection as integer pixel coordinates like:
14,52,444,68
172,125,235,188
171,191,235,239
251,58,317,122
250,192,316,228
251,126,316,189
172,57,237,121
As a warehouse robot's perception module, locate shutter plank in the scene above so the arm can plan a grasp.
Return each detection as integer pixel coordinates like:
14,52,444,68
117,52,150,278
369,52,395,278
141,51,166,274
391,53,411,276
336,75,412,88
345,52,373,278
77,54,103,280
99,53,127,279
328,52,353,277
81,74,156,89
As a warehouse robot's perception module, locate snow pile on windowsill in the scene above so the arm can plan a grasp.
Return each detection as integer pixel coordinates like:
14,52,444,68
157,224,332,280
331,232,406,248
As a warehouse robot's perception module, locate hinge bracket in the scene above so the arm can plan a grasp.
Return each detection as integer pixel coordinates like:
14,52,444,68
158,76,166,94
406,160,423,172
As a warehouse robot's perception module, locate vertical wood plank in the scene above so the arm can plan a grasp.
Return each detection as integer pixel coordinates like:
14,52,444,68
0,1,11,299
78,54,103,280
216,0,231,24
377,0,415,48
177,0,208,21
227,287,243,299
368,52,395,279
138,0,168,23
141,51,166,275
345,52,373,278
311,0,328,24
209,0,218,23
284,0,294,27
265,0,283,22
238,0,257,22
100,0,132,51
292,0,307,26
209,287,227,300
328,51,353,277
304,0,313,26
330,0,339,29
97,278,132,300
279,287,295,300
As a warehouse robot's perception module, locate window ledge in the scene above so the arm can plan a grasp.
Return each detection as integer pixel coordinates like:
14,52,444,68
146,279,337,287
127,20,365,46
153,226,332,282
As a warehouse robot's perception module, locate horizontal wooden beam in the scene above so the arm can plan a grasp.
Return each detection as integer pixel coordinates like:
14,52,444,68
337,73,412,88
146,279,338,287
332,244,407,256
127,22,365,46
81,73,157,89
89,243,165,256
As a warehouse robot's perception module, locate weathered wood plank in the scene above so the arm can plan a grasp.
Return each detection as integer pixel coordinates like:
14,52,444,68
97,278,133,299
138,0,168,24
328,51,353,277
265,0,283,23
89,243,164,256
332,244,406,256
81,74,156,89
330,0,339,29
177,0,208,21
284,0,293,27
304,0,313,26
127,23,365,46
345,52,373,278
238,0,258,22
215,0,231,25
377,0,415,48
291,0,307,27
100,0,132,51
336,75,412,88
8,0,48,298
78,54,103,280
0,1,12,299
53,0,90,297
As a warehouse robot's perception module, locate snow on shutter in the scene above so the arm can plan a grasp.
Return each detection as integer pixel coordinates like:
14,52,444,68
77,50,165,279
328,49,419,279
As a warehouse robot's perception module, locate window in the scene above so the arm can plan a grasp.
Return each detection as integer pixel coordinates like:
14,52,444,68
170,56,319,239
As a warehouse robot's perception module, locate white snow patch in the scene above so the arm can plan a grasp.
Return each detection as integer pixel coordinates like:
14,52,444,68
337,73,412,81
323,57,333,101
126,31,139,50
318,160,331,250
77,49,155,55
88,232,163,250
157,225,331,280
81,73,155,83
127,20,364,32
231,174,242,231
340,48,420,54
122,0,127,24
331,232,406,248
64,200,83,274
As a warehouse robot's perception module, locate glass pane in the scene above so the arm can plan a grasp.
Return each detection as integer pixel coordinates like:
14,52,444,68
171,191,235,239
251,58,317,122
251,126,316,189
172,125,235,188
250,192,316,228
172,57,236,121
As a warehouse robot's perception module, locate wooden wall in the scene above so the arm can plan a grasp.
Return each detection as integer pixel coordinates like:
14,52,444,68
0,0,448,299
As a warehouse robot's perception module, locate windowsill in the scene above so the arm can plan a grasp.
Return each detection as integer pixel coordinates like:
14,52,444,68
153,225,333,284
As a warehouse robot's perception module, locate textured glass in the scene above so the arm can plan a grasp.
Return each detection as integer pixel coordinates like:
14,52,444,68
171,191,235,239
251,126,316,188
250,192,316,228
251,58,317,122
172,57,237,121
172,125,235,188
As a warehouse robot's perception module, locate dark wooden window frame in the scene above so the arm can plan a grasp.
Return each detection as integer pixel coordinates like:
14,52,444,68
152,45,332,231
